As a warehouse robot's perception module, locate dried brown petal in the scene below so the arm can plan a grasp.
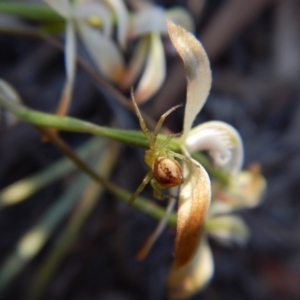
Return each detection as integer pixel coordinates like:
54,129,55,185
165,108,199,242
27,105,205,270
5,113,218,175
174,159,211,268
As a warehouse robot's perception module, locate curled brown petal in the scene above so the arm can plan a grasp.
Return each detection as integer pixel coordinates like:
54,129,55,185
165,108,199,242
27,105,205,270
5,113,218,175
174,158,211,268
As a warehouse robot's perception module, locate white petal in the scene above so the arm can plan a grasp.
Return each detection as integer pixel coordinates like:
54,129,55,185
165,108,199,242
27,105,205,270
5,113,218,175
206,215,250,246
104,0,128,49
120,36,149,90
74,3,113,37
233,164,267,208
134,33,166,103
212,163,267,209
174,158,211,269
186,121,243,176
76,20,125,83
166,7,195,32
207,200,234,216
128,6,167,38
43,0,71,19
167,236,214,300
167,20,212,140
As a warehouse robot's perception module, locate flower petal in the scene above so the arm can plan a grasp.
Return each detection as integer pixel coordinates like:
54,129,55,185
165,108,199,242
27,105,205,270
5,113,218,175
43,0,71,19
213,163,267,209
134,33,166,103
167,20,212,140
74,2,113,37
235,163,266,207
166,7,195,33
206,214,250,246
186,121,244,176
120,36,149,90
128,6,167,38
76,20,125,83
104,0,128,49
174,158,211,269
167,236,214,300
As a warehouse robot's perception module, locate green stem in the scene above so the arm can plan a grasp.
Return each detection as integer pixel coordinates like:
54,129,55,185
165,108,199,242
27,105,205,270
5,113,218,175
0,3,63,23
0,94,181,150
0,94,229,184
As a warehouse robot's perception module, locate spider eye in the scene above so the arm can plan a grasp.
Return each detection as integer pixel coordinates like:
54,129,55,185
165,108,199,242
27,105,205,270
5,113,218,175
153,157,183,188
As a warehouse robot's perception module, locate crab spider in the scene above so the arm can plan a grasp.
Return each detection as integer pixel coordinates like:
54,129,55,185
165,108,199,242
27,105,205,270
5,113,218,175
128,92,187,205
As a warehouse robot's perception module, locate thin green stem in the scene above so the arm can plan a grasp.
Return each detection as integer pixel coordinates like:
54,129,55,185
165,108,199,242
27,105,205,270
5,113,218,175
0,3,63,23
0,94,180,150
0,93,229,183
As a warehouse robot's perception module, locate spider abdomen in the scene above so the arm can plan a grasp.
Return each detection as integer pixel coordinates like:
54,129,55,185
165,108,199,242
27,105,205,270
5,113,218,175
153,157,183,188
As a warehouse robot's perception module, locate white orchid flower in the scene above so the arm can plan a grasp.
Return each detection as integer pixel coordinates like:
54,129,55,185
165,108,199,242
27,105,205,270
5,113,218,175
165,20,247,299
44,0,127,86
121,2,195,103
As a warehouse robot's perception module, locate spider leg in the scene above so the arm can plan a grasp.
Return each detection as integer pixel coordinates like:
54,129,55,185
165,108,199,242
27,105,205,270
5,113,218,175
128,170,153,205
158,132,182,150
131,89,151,140
150,104,182,147
136,197,176,260
169,151,187,161
151,179,179,200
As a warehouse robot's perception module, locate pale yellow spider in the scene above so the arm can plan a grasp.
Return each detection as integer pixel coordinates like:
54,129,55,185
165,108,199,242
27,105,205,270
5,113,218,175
129,93,186,205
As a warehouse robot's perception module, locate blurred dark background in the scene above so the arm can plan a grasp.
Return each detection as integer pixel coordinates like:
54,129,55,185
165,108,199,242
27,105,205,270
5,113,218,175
1,0,300,299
